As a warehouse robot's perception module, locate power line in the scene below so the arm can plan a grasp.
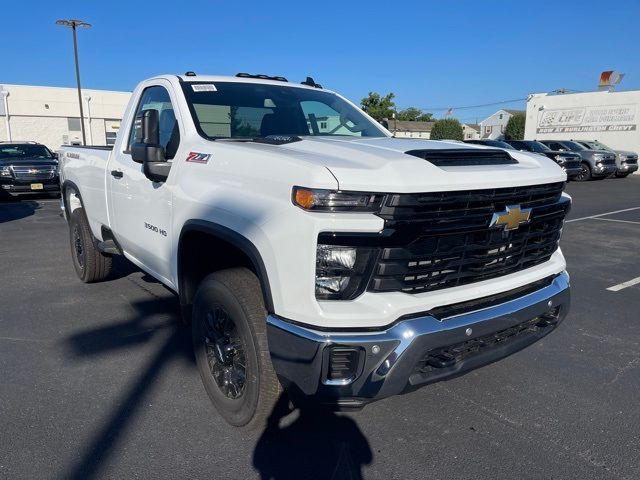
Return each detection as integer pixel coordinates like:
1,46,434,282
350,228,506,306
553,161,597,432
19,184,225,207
405,97,528,112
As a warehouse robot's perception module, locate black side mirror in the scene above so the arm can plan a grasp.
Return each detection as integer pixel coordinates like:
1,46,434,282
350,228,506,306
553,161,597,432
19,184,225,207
131,109,171,182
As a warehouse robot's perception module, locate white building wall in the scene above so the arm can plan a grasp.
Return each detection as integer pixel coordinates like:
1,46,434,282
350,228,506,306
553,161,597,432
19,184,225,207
0,83,130,149
525,90,640,154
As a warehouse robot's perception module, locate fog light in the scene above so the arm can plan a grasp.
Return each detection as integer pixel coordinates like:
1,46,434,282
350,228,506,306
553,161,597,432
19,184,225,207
315,276,350,296
324,347,362,385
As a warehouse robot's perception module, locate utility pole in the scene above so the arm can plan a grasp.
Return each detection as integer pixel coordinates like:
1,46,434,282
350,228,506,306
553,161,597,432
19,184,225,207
56,19,91,146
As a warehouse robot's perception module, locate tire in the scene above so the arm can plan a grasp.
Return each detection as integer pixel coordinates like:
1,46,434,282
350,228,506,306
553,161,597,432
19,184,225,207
575,162,592,182
192,268,281,429
69,208,112,282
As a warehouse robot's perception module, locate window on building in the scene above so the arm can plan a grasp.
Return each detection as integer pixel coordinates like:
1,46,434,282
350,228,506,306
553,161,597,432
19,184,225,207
499,114,503,120
485,126,491,134
67,117,81,131
320,121,327,129
106,132,117,146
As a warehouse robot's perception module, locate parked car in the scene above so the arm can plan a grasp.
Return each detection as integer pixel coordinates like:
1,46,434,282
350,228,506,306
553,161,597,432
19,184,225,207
0,141,60,197
59,73,571,428
503,140,582,180
575,140,638,178
464,139,516,149
538,140,616,181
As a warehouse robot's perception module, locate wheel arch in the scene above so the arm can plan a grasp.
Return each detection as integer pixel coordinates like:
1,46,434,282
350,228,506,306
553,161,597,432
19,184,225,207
177,220,275,320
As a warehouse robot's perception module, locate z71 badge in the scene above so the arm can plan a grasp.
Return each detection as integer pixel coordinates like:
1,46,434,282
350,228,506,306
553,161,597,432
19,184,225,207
186,152,211,164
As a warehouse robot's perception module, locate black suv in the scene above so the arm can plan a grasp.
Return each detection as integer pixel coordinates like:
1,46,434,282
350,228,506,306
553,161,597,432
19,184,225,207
503,140,582,180
0,142,60,197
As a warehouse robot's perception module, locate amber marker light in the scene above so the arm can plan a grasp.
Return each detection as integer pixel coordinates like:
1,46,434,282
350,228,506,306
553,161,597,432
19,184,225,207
294,187,316,209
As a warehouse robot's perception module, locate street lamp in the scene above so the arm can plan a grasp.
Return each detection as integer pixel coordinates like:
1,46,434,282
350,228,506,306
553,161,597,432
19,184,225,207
56,19,91,146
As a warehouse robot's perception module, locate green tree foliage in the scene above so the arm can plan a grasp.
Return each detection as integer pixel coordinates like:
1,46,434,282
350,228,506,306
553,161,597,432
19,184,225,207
360,92,396,121
396,107,435,122
504,112,526,140
429,118,464,141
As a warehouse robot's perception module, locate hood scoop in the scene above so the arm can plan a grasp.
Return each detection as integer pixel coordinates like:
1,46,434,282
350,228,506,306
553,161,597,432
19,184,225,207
405,148,518,167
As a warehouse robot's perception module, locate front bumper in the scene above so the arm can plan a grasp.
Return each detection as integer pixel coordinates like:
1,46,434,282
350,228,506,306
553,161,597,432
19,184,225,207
593,164,617,176
267,271,570,408
618,163,639,174
0,179,60,194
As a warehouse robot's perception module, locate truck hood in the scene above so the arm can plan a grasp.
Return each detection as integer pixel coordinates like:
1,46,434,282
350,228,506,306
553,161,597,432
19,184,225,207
252,136,566,192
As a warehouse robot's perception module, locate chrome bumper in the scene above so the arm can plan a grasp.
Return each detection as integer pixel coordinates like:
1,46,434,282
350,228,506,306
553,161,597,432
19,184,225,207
267,272,570,408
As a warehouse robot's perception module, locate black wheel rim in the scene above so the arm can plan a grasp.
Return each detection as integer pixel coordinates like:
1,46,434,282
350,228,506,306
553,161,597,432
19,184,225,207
73,225,85,269
203,307,246,399
577,164,589,181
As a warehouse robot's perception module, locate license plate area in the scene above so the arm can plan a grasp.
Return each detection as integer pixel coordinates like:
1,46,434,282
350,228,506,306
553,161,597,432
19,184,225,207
31,183,44,190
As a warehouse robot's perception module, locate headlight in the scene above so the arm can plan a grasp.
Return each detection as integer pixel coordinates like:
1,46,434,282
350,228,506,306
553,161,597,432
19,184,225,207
0,166,11,177
593,154,603,162
293,187,385,212
554,155,566,164
315,243,376,300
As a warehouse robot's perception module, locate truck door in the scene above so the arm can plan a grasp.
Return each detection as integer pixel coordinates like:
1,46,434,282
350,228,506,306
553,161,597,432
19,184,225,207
107,82,182,287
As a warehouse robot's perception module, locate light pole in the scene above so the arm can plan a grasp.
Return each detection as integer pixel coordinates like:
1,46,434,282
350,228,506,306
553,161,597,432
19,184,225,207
56,19,91,146
0,90,11,142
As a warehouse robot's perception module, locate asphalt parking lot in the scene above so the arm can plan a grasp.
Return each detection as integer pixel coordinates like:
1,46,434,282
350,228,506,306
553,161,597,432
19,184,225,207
1,177,639,480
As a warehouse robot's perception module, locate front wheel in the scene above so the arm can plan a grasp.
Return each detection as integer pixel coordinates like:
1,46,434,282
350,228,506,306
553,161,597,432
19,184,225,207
575,162,592,182
192,268,281,429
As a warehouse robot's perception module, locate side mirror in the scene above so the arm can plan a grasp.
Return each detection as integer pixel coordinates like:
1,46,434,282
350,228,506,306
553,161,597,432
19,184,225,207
131,109,171,182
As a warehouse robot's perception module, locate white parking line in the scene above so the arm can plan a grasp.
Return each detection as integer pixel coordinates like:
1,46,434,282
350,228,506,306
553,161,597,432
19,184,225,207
565,206,640,223
593,217,640,225
607,276,640,292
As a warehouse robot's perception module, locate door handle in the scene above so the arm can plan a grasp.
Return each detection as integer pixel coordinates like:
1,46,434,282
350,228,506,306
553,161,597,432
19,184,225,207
110,170,123,179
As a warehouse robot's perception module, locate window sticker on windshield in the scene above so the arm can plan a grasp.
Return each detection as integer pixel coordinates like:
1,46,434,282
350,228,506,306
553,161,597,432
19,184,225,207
191,84,217,92
186,152,211,164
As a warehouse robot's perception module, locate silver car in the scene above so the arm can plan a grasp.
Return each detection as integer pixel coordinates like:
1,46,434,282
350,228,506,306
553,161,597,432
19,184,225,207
539,140,617,181
576,140,639,178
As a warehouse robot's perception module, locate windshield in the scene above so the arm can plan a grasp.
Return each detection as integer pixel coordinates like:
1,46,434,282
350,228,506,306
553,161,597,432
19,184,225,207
0,144,53,160
484,140,515,149
582,141,611,151
561,141,587,151
523,141,551,153
181,82,386,139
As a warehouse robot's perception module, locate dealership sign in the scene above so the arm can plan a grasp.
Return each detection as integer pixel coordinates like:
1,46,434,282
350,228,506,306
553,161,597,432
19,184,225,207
536,104,637,133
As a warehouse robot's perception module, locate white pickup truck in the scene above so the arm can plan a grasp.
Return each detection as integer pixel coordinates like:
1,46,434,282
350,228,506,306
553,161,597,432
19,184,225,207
59,73,571,428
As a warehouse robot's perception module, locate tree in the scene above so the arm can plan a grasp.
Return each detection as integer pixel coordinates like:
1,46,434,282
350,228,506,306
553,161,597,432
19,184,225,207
416,112,435,122
504,112,526,140
360,92,396,121
396,107,435,122
429,118,464,141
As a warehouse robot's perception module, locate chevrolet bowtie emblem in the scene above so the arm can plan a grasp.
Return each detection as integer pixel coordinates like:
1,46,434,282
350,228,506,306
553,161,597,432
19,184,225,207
490,205,532,231
29,169,38,174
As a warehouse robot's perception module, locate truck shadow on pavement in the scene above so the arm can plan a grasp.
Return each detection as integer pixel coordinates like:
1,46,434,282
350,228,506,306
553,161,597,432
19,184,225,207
60,291,373,480
253,393,373,480
60,295,193,480
0,199,41,223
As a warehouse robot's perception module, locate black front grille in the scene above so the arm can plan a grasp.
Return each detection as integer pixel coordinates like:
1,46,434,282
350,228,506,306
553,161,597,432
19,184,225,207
368,182,568,294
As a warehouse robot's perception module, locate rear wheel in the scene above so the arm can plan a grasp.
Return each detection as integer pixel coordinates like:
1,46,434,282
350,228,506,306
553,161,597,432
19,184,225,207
192,268,281,429
69,208,112,282
575,162,592,182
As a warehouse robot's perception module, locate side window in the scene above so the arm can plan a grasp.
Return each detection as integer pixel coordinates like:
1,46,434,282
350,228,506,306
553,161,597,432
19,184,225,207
128,86,180,160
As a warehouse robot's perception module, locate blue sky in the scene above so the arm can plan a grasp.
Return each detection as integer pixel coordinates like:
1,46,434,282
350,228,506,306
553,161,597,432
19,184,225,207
2,0,638,122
